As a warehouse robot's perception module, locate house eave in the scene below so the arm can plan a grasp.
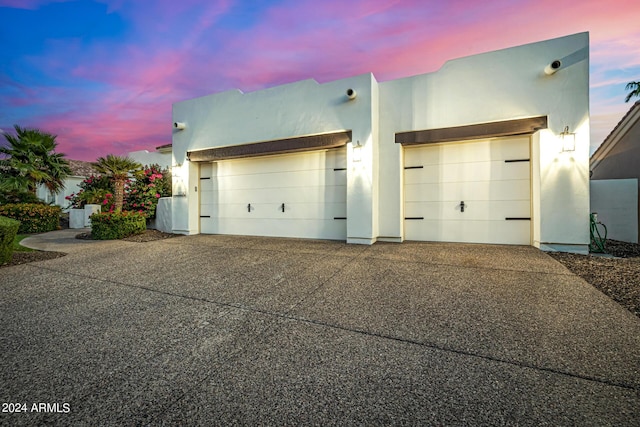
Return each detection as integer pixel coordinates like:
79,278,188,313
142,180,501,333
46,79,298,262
590,102,640,171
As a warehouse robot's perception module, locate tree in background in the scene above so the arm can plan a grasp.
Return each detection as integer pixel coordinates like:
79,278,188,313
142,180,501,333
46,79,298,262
625,81,640,103
91,155,141,213
0,125,71,202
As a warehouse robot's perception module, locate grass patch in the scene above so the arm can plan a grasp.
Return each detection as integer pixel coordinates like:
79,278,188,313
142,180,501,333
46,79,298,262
13,235,35,252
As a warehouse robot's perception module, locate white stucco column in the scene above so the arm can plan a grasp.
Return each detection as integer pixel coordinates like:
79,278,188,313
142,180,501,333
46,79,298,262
171,158,200,235
533,124,590,253
346,133,375,244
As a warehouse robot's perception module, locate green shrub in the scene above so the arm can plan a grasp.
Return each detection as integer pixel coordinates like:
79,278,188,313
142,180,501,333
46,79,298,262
0,204,61,234
90,211,146,240
0,216,21,264
0,190,43,205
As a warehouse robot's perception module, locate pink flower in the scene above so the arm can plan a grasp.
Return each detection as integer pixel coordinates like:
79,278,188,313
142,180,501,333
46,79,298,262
106,193,112,198
155,193,160,198
133,203,137,207
102,199,108,205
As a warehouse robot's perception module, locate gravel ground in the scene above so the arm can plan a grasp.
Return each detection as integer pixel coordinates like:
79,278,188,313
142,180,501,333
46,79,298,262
548,240,640,318
3,232,639,319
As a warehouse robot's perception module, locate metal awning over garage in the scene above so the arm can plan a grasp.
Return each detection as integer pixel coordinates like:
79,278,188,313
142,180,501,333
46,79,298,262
188,130,352,162
395,116,547,145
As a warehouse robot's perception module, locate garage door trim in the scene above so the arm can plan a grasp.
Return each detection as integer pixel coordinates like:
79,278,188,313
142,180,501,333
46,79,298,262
395,116,547,146
188,130,352,162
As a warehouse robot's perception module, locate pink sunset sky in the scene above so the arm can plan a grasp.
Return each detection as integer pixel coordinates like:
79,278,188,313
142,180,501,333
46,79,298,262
1,0,639,161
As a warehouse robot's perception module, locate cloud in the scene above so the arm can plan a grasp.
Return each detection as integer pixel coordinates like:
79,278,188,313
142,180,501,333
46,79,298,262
0,0,70,9
2,0,640,160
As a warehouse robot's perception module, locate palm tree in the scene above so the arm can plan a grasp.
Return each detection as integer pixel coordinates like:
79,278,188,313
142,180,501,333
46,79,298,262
625,81,640,103
0,125,71,196
92,154,141,212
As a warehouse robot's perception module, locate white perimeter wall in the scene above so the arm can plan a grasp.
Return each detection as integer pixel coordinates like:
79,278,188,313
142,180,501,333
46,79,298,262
172,74,377,241
378,32,590,250
590,179,638,243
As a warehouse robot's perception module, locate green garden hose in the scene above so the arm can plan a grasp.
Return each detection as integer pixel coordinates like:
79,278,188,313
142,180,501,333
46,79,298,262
589,213,607,253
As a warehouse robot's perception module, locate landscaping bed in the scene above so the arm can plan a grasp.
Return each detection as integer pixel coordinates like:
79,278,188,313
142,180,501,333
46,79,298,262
548,240,640,318
4,250,66,267
75,229,179,242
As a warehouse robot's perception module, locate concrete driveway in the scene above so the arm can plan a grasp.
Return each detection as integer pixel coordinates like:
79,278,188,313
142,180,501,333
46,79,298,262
1,230,639,426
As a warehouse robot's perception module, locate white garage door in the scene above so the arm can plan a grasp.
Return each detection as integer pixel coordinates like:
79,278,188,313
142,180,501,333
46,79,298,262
199,148,347,240
404,136,531,245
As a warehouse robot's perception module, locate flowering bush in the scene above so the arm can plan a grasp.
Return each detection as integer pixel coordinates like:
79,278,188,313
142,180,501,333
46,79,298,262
124,165,171,219
66,165,170,218
66,174,115,211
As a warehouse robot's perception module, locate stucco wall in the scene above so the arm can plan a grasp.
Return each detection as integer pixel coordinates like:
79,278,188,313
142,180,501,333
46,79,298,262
172,33,590,250
590,179,638,243
172,74,377,239
128,149,172,170
37,176,84,211
591,114,640,241
377,32,590,250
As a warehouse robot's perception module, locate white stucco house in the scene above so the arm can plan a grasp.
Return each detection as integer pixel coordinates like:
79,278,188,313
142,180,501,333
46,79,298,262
37,159,96,211
128,143,173,170
170,32,590,253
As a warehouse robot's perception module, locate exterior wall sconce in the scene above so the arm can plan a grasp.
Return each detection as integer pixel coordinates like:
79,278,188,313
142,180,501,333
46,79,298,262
172,163,187,196
560,126,576,152
352,140,362,162
174,122,186,130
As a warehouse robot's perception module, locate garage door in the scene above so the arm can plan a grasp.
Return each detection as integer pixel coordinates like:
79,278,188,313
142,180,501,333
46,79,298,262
199,148,347,240
404,136,531,245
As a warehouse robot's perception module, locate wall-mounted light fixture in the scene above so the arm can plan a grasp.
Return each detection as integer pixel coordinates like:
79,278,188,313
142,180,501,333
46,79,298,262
560,126,576,152
544,59,562,75
352,140,362,162
172,163,187,196
174,121,186,130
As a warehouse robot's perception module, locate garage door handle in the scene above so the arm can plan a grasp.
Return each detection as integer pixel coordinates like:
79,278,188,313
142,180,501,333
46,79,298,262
248,203,251,212
281,203,285,212
460,201,465,212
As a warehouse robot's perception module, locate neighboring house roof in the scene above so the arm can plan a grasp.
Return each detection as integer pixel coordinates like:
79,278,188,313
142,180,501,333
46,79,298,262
68,159,98,177
591,101,640,170
156,143,172,153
